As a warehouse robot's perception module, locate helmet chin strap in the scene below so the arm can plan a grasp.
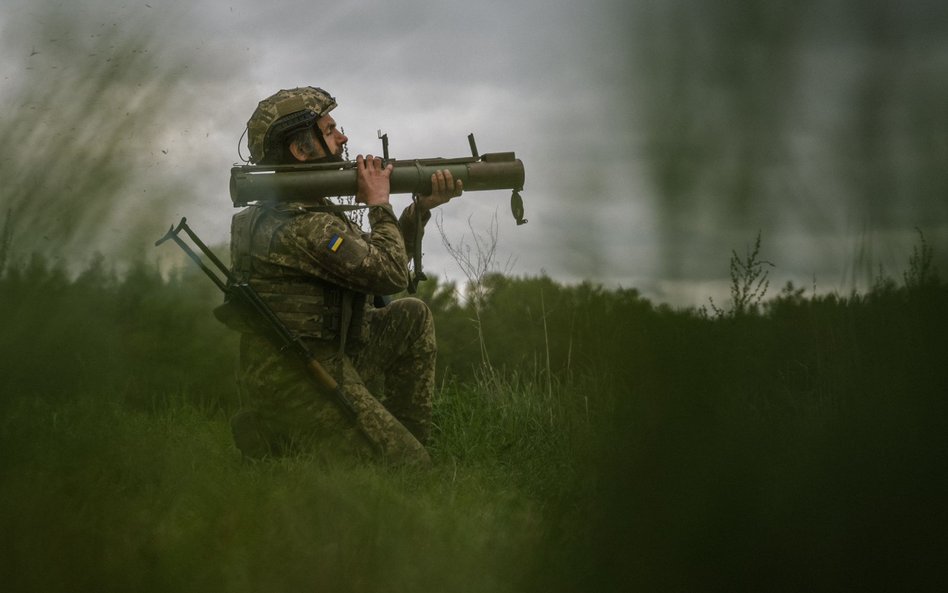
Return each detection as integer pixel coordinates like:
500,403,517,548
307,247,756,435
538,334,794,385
311,120,342,163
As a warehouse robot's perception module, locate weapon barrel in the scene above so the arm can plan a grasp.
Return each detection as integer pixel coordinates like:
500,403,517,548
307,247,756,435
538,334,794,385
230,152,525,207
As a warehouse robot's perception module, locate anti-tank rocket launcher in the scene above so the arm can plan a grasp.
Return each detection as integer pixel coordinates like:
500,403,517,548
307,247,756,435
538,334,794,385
230,133,527,225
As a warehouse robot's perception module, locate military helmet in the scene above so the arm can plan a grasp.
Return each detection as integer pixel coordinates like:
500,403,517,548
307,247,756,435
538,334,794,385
246,86,337,164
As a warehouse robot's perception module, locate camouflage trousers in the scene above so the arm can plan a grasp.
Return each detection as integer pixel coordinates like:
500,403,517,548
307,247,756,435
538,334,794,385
231,297,436,466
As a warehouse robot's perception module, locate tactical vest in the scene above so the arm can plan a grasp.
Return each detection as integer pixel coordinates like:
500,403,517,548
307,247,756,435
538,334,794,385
229,204,365,345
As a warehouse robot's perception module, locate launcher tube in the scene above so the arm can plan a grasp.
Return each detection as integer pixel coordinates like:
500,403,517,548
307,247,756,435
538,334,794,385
230,152,525,207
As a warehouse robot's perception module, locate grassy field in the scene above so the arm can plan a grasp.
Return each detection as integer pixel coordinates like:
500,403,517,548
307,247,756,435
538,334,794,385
1,394,556,592
1,251,947,592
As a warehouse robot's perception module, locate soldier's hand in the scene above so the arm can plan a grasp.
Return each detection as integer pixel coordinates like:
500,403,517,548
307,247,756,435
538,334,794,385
416,169,463,211
356,154,393,206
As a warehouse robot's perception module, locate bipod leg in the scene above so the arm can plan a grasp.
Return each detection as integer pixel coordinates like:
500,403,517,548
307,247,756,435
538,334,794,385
177,219,232,279
155,217,231,292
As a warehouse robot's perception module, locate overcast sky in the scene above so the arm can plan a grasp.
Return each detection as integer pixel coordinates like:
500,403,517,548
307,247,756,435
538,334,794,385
2,0,947,307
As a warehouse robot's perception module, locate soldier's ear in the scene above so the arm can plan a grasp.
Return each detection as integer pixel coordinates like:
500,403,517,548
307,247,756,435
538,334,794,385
288,139,310,162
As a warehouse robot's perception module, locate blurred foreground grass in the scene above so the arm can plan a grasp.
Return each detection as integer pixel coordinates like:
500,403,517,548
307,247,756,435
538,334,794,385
1,249,947,592
1,395,549,593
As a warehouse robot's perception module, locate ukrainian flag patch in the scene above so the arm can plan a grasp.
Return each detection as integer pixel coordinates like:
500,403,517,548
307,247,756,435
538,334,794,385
327,234,344,253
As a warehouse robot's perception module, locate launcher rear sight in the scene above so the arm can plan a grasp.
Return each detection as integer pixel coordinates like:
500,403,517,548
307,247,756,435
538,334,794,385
378,131,477,161
377,130,389,162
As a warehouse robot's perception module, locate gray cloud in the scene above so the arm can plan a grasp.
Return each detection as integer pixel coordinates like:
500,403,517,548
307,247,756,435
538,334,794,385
0,1,238,262
2,0,945,306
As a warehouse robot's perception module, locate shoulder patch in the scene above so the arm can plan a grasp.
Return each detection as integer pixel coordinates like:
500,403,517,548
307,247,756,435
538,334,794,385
327,234,344,252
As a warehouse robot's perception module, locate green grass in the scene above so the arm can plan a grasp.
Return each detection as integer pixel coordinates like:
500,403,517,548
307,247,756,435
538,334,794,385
2,252,948,591
0,394,556,593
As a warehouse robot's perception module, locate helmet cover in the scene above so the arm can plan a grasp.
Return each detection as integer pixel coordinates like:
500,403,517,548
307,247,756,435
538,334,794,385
246,86,337,164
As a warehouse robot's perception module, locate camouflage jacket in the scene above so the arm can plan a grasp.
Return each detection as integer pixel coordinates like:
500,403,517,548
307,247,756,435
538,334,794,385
228,199,428,340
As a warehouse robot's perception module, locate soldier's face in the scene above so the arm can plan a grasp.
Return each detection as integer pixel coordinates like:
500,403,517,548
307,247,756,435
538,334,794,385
315,114,348,159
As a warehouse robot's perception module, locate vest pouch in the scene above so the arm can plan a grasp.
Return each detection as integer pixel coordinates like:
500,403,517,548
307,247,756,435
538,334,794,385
213,298,264,334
